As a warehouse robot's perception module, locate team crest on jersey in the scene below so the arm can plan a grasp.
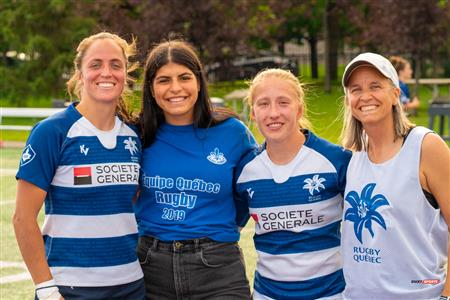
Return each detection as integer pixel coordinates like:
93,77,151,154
20,145,36,166
73,166,92,185
124,137,138,155
207,148,227,165
344,183,390,244
303,175,326,195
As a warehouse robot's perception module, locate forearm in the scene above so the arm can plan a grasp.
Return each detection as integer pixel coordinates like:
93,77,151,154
13,217,53,284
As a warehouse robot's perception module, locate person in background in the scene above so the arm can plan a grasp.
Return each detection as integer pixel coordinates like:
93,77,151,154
236,68,351,300
340,52,449,299
135,38,257,299
389,55,420,115
13,32,145,300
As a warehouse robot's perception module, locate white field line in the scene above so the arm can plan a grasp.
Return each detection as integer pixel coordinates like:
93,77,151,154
1,168,17,176
0,261,31,284
0,200,15,205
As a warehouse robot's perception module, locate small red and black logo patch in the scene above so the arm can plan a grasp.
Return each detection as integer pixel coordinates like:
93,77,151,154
73,167,92,185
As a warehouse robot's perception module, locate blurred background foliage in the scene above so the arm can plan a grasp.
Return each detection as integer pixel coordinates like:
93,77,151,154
0,0,449,106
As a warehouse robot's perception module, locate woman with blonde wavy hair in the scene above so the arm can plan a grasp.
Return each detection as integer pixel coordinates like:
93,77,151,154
340,52,449,300
13,32,145,300
236,68,351,299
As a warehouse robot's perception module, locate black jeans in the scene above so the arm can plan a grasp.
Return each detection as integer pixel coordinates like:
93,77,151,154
137,236,251,300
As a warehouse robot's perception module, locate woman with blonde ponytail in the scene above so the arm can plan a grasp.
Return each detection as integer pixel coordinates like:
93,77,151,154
13,32,145,300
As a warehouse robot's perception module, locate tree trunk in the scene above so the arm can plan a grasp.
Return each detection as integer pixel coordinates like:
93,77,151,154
324,0,339,92
308,36,318,79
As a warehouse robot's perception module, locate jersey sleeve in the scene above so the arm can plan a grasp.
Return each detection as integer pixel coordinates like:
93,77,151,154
337,149,352,195
16,120,63,192
233,122,258,227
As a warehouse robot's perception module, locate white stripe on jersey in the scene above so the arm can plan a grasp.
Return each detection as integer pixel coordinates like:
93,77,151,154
51,260,143,287
67,117,137,149
251,194,342,234
257,246,341,282
41,213,138,238
238,146,338,184
51,162,140,187
253,290,276,300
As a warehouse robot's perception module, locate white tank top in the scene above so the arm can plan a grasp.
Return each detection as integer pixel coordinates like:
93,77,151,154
341,126,448,299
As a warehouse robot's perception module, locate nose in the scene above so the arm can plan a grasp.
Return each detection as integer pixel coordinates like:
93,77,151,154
268,103,280,118
100,65,112,77
169,79,182,93
359,89,373,101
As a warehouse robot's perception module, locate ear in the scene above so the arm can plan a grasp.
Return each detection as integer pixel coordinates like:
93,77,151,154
250,107,256,121
392,87,401,106
297,104,303,120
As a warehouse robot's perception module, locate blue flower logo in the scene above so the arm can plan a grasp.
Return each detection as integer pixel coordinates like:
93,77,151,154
344,183,389,244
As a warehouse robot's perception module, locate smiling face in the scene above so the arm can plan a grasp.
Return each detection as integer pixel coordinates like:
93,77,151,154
152,62,200,125
79,38,126,105
251,76,302,145
346,66,400,126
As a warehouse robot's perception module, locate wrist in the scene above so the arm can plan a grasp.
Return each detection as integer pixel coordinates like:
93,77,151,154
35,279,61,300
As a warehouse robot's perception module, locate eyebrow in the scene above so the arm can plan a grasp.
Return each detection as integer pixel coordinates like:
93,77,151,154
155,72,194,79
88,58,123,64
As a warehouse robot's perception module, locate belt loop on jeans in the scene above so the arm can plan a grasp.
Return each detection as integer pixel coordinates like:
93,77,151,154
194,238,200,251
152,237,158,250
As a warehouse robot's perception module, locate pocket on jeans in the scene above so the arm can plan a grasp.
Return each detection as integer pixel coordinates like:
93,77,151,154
136,240,152,265
199,242,240,268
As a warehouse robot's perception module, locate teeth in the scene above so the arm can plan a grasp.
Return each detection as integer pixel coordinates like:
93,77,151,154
168,97,186,103
267,122,282,128
98,82,114,88
360,105,377,112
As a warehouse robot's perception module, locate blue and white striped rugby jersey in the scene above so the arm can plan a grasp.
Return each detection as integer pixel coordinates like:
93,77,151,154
16,103,143,287
237,130,351,300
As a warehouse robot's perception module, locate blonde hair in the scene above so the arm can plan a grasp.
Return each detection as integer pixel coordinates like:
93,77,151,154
246,68,312,130
66,32,138,122
340,81,414,151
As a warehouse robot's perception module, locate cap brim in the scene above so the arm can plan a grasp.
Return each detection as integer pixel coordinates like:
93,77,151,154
343,62,377,87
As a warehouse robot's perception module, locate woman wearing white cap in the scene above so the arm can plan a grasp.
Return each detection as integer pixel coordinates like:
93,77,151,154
340,52,450,299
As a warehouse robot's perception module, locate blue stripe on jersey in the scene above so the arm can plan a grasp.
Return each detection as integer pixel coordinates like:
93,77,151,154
254,221,341,254
305,132,350,192
45,234,138,267
254,269,344,300
239,173,340,208
59,136,139,166
45,185,136,215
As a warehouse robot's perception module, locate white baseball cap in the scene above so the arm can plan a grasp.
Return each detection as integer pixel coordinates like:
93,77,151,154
342,52,399,90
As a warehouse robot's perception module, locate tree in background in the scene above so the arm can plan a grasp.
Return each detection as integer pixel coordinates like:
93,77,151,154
342,0,450,80
89,0,254,64
2,0,449,105
0,0,95,105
